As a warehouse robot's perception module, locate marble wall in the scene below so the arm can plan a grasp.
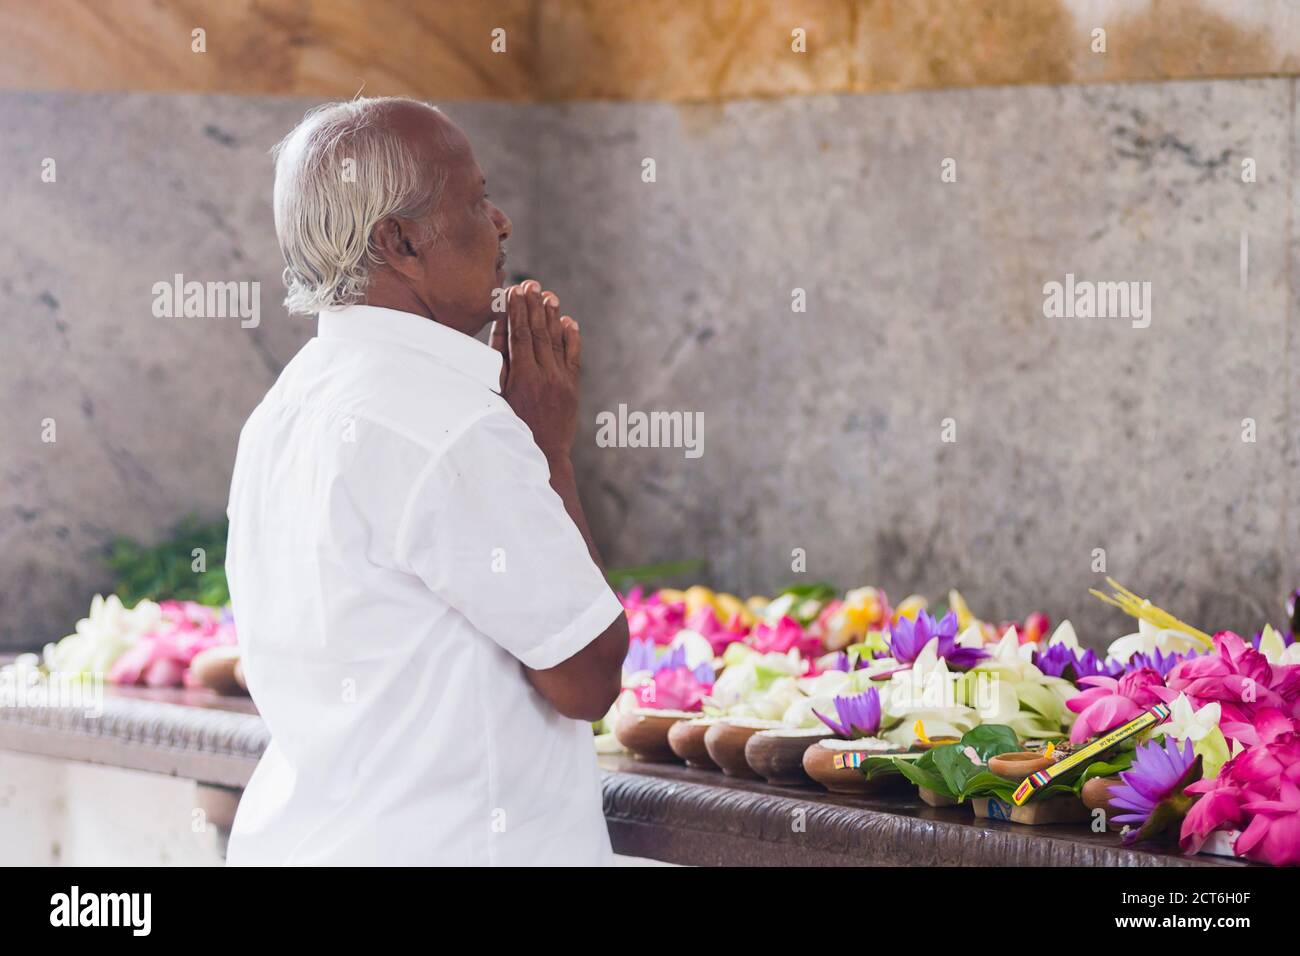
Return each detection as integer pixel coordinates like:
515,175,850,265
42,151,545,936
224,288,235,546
0,76,1295,651
543,78,1296,643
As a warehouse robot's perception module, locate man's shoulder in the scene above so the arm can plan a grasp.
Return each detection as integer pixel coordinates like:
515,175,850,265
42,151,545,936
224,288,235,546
265,339,513,454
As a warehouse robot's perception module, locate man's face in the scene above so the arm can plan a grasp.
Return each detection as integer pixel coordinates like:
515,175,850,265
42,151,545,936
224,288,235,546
411,114,512,334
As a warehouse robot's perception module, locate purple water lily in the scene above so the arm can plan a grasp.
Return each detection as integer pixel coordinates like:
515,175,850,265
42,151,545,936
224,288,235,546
1127,646,1198,679
831,651,867,672
622,638,716,684
1109,737,1200,841
813,688,882,739
622,637,657,675
690,660,717,684
1033,643,1122,682
889,610,987,671
656,644,688,672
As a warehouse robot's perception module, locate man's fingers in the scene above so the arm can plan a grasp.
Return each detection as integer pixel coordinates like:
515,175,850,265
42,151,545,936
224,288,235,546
523,280,552,366
506,283,533,370
560,315,581,370
543,292,566,359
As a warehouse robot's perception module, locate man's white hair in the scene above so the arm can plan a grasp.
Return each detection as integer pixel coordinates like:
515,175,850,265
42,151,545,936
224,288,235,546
272,96,447,315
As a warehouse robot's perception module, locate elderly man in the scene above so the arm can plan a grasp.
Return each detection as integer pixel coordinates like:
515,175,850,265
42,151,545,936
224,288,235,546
224,97,629,865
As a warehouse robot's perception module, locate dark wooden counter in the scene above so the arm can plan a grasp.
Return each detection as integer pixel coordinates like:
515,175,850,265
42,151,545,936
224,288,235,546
0,679,1249,866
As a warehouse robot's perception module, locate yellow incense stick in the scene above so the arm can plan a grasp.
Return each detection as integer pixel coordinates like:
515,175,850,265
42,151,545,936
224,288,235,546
1013,702,1171,805
1087,578,1214,651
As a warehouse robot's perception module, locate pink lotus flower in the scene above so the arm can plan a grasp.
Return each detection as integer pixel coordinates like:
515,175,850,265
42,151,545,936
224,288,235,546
1237,784,1300,866
1065,668,1165,744
108,601,236,688
685,605,749,655
1180,731,1300,865
630,667,712,712
1220,707,1297,749
1154,631,1300,742
620,588,687,646
746,615,822,658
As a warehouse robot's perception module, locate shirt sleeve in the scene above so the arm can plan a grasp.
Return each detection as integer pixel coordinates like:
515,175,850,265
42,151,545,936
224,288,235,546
395,407,625,670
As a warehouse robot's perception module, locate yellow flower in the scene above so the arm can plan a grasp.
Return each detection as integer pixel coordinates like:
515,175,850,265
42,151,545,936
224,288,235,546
893,594,927,624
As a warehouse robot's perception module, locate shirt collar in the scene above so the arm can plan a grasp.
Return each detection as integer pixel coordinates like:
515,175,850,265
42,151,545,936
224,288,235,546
317,305,502,394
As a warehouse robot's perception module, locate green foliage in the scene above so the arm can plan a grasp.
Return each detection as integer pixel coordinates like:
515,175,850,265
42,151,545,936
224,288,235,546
778,582,839,602
894,724,1022,803
103,515,230,607
894,751,949,794
859,753,923,781
606,559,707,593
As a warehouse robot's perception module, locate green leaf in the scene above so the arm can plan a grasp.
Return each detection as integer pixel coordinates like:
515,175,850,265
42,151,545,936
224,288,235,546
958,724,1020,761
860,755,908,781
903,726,1026,803
933,743,988,797
956,770,1020,804
895,754,952,797
1070,751,1136,793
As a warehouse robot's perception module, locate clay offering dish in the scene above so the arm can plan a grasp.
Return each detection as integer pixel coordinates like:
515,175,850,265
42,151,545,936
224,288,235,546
745,727,833,786
1081,775,1124,824
704,718,783,778
668,716,725,769
612,709,695,762
802,738,902,794
987,750,1057,782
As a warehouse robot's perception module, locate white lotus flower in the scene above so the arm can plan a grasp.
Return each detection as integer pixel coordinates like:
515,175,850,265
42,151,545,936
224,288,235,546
762,593,796,623
43,594,163,676
1163,693,1221,743
879,642,979,741
669,628,714,669
796,668,854,699
1256,624,1300,666
783,693,834,729
1049,619,1081,650
881,710,979,747
956,623,985,648
1107,617,1201,663
974,629,1057,691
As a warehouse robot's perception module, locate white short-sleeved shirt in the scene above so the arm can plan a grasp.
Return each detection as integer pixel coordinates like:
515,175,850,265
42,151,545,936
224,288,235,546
224,304,622,866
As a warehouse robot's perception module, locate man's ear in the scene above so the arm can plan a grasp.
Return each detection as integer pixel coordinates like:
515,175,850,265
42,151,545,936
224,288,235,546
371,216,424,279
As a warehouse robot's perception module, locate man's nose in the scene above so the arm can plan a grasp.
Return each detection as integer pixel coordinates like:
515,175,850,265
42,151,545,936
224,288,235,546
493,204,512,241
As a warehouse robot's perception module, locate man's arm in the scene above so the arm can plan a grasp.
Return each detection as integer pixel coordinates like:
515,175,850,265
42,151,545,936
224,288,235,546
493,281,629,722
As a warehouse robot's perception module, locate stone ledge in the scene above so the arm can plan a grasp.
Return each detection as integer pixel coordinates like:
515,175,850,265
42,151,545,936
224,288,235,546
0,688,1250,866
0,693,267,789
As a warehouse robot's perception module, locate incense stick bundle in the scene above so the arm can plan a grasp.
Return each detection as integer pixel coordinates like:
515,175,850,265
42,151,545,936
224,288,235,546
1087,578,1214,651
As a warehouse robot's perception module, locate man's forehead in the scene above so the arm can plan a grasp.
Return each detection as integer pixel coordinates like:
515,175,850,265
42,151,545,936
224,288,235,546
414,114,481,188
